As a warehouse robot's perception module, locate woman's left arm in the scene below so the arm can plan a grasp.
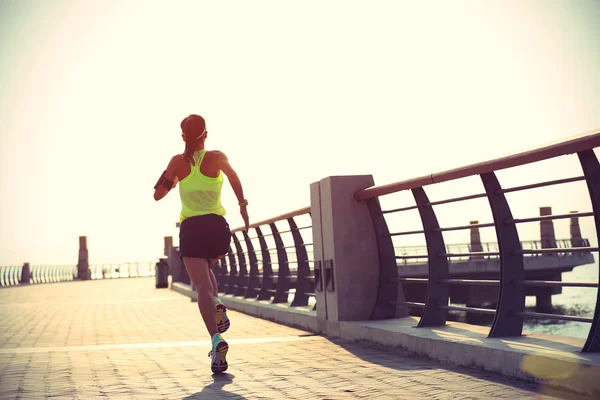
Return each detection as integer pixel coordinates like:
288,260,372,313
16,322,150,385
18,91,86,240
153,156,179,201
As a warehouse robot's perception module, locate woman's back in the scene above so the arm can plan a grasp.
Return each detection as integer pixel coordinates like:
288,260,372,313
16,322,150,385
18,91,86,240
178,150,226,222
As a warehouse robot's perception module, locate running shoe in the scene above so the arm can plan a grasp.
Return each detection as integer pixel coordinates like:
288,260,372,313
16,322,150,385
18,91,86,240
215,297,230,334
208,334,229,374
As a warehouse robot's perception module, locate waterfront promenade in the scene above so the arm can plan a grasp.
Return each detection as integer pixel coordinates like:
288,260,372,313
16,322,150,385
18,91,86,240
0,278,589,399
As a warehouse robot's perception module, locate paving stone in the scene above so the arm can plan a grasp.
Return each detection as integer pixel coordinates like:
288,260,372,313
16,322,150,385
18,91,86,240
0,278,589,399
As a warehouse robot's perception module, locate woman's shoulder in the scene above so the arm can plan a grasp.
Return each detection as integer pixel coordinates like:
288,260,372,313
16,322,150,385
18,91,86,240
170,153,187,163
206,150,228,159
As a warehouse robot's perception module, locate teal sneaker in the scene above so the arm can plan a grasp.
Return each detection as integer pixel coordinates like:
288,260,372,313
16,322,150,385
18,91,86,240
208,334,228,374
215,298,230,334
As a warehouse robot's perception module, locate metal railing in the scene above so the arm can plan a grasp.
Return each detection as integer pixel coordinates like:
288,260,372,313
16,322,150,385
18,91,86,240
0,265,23,287
395,238,592,263
207,207,316,308
89,262,156,279
0,264,77,286
354,130,600,353
0,262,157,287
30,265,77,284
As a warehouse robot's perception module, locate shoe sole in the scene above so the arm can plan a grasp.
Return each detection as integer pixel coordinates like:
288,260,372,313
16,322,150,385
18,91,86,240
216,304,230,334
211,340,229,374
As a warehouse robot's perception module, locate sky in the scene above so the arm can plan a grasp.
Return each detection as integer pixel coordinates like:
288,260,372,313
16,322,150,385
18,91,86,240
1,0,599,265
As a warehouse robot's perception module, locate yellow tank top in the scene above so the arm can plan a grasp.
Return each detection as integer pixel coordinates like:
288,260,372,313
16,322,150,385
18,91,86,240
179,150,226,222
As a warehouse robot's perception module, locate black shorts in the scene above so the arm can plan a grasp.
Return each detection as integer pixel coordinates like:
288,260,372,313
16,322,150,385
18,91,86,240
179,214,232,262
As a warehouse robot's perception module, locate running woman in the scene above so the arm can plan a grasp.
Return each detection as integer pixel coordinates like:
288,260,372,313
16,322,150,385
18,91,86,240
153,114,249,373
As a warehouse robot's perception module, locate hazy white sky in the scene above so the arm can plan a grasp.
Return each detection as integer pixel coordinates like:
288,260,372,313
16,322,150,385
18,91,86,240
1,0,599,265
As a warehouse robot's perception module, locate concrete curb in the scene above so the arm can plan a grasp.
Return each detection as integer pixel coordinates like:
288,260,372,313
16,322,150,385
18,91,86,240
338,319,600,398
171,282,319,332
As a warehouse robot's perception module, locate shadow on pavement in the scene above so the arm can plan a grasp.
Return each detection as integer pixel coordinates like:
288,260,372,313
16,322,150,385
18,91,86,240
324,337,594,400
182,373,248,400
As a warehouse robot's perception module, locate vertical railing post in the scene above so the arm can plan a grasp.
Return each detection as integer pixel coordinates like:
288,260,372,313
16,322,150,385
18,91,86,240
226,246,238,295
288,217,310,307
256,227,274,300
217,254,229,294
242,231,260,298
578,149,600,352
366,197,407,319
271,222,290,303
481,172,525,338
412,187,449,327
232,233,248,296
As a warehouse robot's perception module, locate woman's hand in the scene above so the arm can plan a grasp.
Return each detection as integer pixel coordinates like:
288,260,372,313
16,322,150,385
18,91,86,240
240,206,249,231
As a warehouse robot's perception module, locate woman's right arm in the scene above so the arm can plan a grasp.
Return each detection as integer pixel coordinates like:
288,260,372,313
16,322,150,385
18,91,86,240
216,151,249,231
153,155,179,201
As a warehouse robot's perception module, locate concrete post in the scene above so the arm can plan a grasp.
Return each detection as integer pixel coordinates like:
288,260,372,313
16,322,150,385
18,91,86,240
469,220,483,260
539,207,557,249
77,236,90,280
310,175,381,335
168,246,183,283
164,236,173,257
570,211,584,247
537,207,558,312
20,263,30,284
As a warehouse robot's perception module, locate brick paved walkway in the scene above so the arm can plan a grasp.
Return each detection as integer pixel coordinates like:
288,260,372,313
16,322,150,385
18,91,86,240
0,278,588,399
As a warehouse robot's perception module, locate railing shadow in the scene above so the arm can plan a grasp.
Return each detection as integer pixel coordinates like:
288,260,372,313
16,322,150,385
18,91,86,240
321,335,592,399
182,373,247,400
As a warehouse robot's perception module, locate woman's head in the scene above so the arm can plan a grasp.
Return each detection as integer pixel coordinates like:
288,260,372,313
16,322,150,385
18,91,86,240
181,114,207,163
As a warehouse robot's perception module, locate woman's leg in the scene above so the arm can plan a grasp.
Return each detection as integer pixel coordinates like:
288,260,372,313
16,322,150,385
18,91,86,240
182,256,218,337
208,255,225,297
208,267,219,297
209,255,230,334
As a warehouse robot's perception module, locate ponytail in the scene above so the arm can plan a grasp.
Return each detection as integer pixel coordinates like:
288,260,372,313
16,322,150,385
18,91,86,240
180,114,207,165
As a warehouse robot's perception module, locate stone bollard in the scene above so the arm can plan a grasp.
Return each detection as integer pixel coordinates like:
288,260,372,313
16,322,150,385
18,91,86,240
311,175,397,335
469,220,484,260
164,236,173,257
168,246,184,283
539,207,557,249
570,211,585,247
20,263,31,284
77,236,90,280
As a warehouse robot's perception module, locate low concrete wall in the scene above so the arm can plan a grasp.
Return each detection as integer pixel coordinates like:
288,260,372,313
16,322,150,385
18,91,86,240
339,318,600,398
172,283,600,398
172,282,318,333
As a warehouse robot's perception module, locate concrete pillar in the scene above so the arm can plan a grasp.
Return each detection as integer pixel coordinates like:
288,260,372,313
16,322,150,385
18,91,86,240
311,175,380,335
77,236,90,280
539,207,557,249
570,211,584,247
168,246,184,283
20,263,30,284
536,295,553,313
469,220,484,260
164,236,173,256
